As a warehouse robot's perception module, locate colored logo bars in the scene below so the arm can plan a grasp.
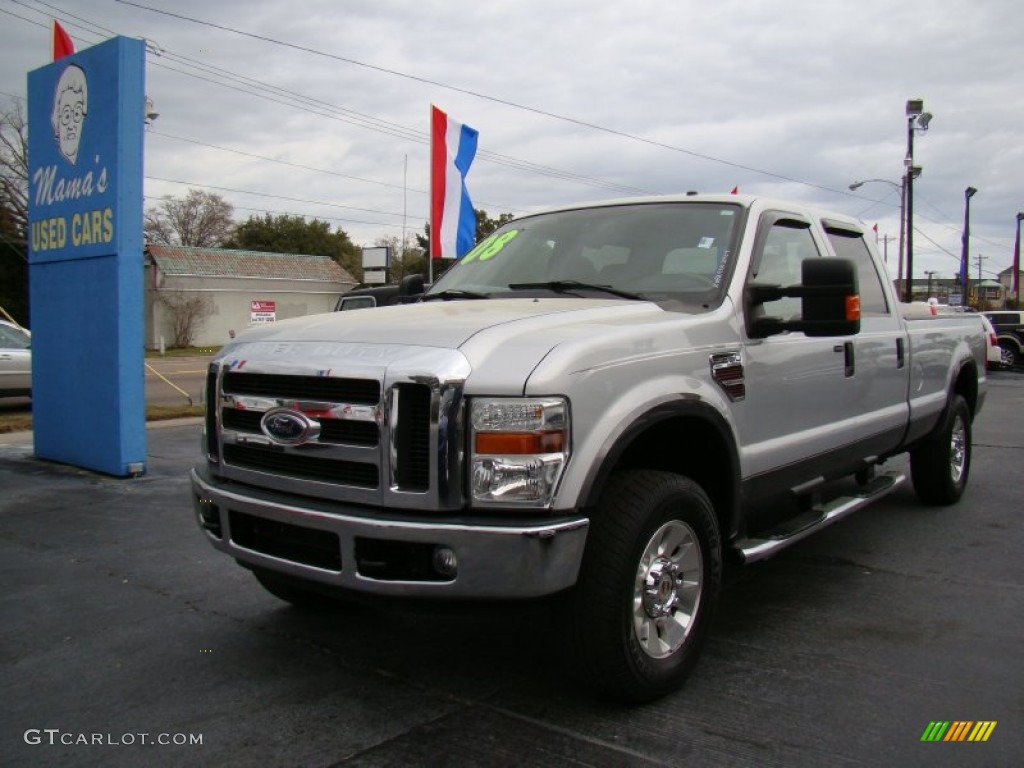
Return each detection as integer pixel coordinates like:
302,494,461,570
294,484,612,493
921,721,997,742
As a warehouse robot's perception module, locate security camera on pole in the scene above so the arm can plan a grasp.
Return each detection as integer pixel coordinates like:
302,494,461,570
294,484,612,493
904,99,932,303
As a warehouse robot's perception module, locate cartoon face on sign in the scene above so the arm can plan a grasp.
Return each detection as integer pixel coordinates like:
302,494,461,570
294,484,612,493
50,64,88,165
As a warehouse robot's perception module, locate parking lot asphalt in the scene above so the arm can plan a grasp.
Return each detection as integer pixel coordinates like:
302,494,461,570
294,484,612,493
1,373,1022,767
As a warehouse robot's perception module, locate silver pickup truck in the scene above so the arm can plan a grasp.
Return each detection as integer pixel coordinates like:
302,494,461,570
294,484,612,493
191,194,986,702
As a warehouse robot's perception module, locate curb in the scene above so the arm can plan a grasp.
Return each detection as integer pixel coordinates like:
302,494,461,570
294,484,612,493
0,417,203,446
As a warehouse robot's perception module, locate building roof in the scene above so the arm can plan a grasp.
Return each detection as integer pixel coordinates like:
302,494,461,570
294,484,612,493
145,244,355,283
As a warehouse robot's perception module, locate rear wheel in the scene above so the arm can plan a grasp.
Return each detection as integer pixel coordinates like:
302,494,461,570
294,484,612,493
566,470,721,703
910,394,971,505
999,342,1018,368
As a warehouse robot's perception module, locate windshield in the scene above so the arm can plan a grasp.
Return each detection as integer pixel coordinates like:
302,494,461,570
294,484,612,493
0,324,30,349
427,202,743,310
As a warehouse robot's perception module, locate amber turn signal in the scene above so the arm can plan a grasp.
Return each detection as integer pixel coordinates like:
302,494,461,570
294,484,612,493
845,295,861,321
475,431,565,455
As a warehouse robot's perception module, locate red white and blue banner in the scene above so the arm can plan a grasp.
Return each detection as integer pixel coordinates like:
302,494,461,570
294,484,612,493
430,105,478,259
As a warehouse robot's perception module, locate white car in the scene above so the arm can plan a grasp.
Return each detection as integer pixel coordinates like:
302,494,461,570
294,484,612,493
0,319,31,397
980,314,1001,369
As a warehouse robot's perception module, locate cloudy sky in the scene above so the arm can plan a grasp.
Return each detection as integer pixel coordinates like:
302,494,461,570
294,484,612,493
2,0,1021,284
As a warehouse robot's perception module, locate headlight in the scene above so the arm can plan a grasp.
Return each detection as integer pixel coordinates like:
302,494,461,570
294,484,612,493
470,397,569,506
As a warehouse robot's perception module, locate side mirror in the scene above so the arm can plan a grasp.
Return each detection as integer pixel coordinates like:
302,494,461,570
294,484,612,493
746,258,860,338
799,258,861,336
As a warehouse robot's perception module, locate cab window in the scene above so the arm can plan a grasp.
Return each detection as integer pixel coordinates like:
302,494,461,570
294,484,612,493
751,219,820,321
824,226,890,316
339,296,376,311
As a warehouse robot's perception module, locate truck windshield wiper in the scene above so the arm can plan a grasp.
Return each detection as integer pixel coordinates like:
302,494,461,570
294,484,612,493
507,280,647,301
420,289,491,301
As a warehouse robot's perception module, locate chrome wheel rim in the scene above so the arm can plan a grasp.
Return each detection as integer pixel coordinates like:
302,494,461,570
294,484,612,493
633,520,703,659
950,413,967,485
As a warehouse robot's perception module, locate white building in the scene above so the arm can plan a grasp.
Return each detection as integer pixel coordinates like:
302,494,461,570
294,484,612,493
144,244,357,349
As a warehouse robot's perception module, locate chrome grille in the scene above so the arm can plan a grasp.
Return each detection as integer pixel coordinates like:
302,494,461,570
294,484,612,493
222,371,380,403
222,408,378,446
209,343,470,511
223,444,380,487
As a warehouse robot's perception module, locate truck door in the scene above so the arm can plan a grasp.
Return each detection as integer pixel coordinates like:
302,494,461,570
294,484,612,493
821,220,909,454
734,213,862,495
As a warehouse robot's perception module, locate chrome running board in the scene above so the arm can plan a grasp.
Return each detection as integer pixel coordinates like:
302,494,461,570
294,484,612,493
735,471,906,564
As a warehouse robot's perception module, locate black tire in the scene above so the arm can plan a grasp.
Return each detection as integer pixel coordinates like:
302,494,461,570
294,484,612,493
998,342,1018,369
252,568,346,609
910,394,972,506
566,470,722,703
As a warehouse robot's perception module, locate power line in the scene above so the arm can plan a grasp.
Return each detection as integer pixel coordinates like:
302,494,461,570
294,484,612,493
142,60,646,194
115,0,859,198
0,6,48,30
10,0,1017,259
21,0,650,197
212,203,408,232
149,130,422,193
145,176,419,219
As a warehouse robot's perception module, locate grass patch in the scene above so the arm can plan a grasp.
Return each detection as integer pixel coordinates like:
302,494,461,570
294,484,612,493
145,346,221,358
0,404,203,434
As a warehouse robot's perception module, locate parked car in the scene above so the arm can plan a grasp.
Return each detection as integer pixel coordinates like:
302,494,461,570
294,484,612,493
0,319,31,397
334,275,428,311
982,311,1023,367
980,314,1001,369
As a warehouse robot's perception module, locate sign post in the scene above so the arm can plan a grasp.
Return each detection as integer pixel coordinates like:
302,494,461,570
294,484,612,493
27,37,146,476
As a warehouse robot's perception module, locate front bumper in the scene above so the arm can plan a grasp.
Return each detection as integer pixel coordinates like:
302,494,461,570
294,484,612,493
190,466,589,599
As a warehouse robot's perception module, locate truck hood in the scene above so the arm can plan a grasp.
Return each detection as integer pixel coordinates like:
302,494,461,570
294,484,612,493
222,299,680,394
229,299,661,348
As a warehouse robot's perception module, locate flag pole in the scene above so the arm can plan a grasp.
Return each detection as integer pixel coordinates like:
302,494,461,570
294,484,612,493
428,105,434,285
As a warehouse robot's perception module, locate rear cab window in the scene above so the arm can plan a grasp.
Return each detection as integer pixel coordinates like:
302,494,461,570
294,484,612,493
821,220,891,316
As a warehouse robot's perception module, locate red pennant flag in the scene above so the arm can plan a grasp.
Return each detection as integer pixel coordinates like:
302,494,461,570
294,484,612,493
730,186,739,195
53,20,74,61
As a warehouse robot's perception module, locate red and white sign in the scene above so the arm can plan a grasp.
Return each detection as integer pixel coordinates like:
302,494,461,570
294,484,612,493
250,300,276,324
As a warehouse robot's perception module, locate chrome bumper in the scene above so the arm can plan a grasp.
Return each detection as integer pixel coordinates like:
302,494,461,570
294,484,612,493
190,466,589,599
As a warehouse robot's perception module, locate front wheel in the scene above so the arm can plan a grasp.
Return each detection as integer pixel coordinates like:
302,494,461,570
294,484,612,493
566,470,722,703
910,394,972,505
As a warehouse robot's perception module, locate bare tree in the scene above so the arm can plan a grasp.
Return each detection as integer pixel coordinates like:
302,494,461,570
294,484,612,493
157,292,215,348
145,188,235,247
0,101,28,241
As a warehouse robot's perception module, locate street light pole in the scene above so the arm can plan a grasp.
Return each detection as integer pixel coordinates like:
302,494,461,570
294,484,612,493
849,177,905,293
960,187,977,307
1014,212,1023,310
898,175,907,297
904,99,932,302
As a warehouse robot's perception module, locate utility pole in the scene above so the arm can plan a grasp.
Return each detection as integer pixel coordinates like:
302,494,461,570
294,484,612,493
904,99,932,302
881,233,892,265
973,253,987,309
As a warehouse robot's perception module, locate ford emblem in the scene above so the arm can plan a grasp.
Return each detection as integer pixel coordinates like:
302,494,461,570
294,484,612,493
260,408,321,445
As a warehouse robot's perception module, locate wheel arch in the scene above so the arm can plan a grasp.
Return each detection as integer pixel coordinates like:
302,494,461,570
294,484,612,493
996,333,1023,352
952,356,981,418
581,401,741,541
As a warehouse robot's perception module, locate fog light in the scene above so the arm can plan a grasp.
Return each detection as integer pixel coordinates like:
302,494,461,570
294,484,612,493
432,546,458,578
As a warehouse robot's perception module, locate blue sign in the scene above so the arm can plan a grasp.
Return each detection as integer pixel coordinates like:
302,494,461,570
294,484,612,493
27,37,146,477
